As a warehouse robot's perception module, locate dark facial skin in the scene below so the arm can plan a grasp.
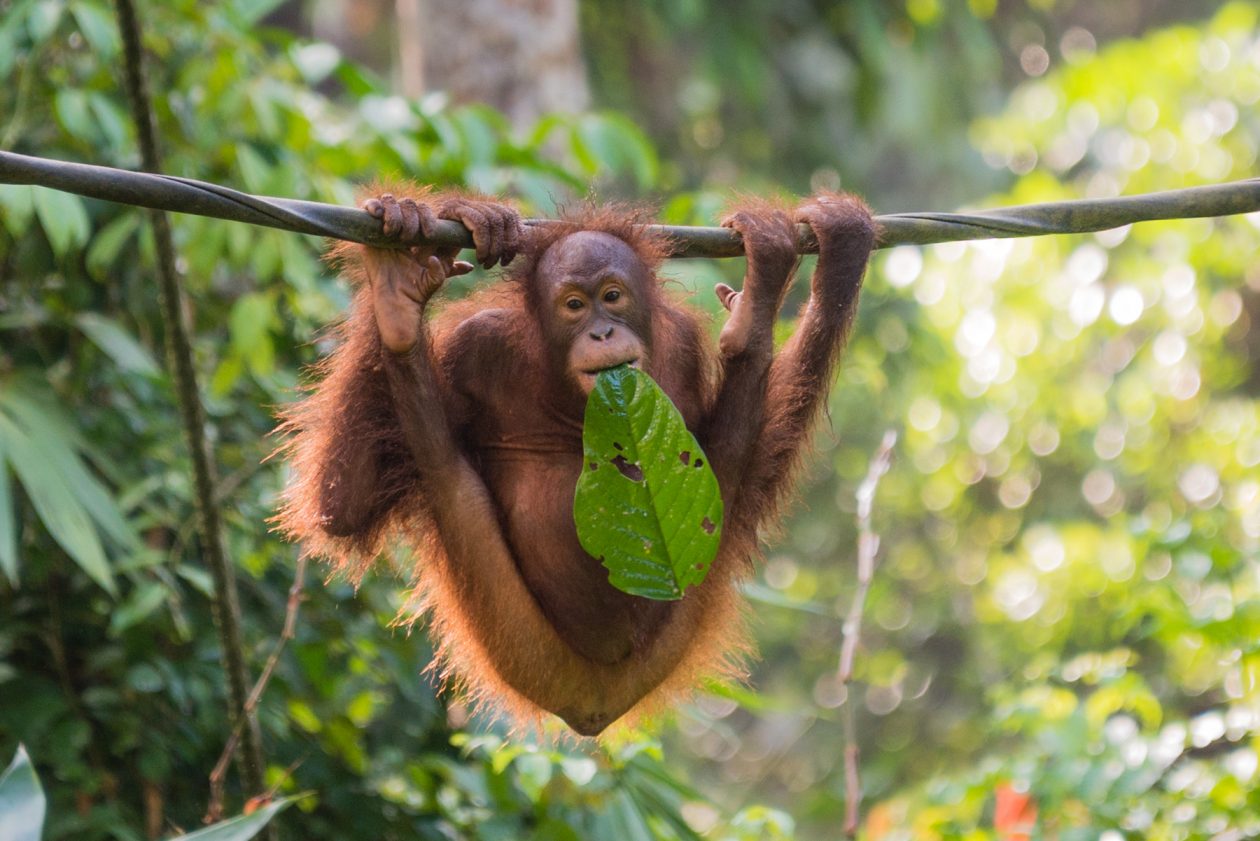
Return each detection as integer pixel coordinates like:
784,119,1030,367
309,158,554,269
535,231,653,395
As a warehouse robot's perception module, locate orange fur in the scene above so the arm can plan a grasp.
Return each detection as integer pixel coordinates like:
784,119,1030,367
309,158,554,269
274,187,873,736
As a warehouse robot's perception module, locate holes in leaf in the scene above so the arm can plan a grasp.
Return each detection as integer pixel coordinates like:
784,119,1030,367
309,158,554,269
613,442,624,451
694,458,704,469
701,517,716,534
588,461,598,471
679,450,691,465
612,454,644,482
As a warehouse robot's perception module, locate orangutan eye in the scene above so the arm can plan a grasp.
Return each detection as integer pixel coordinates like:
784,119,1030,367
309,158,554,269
565,298,585,311
603,289,622,303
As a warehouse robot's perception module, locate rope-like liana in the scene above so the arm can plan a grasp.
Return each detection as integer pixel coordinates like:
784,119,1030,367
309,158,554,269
112,0,270,811
2,150,1259,257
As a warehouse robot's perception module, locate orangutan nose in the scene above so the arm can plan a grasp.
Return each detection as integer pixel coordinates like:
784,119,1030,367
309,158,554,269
589,324,614,341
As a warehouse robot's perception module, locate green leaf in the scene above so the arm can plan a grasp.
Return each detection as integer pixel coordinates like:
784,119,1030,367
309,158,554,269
452,106,500,166
0,379,136,594
574,366,722,600
210,354,245,397
125,663,163,693
87,92,129,151
32,188,90,257
54,89,94,142
530,818,581,841
607,790,654,841
289,42,341,84
70,1,120,56
26,0,63,43
109,581,167,635
235,143,271,194
333,60,377,96
75,313,161,376
567,122,599,177
229,292,276,378
513,752,552,799
0,185,35,238
1,381,138,550
0,436,15,585
229,292,273,350
0,414,116,595
85,213,140,278
592,114,660,189
0,22,17,79
559,756,597,786
0,746,46,841
164,796,296,841
227,0,285,26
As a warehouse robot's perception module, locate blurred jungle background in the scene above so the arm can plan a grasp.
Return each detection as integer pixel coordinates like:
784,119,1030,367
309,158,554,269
2,0,1259,838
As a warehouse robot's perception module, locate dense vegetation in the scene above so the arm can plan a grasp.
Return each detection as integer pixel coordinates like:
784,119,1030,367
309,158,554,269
1,1,1257,839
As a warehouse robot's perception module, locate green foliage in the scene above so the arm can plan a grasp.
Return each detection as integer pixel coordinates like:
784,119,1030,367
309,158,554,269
0,2,743,839
661,5,1260,838
575,365,722,600
0,745,292,841
1,1,1258,839
0,746,45,841
162,799,294,841
0,375,141,594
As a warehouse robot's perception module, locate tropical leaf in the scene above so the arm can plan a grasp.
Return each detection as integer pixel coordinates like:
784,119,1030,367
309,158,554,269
2,379,137,549
0,377,142,594
0,744,291,841
0,433,15,584
85,212,140,278
574,365,722,600
75,312,161,376
0,413,115,594
165,797,296,841
69,1,121,57
0,745,46,841
32,187,89,257
0,185,35,238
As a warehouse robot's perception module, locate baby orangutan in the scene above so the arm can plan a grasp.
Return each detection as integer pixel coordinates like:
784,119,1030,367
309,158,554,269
278,188,875,735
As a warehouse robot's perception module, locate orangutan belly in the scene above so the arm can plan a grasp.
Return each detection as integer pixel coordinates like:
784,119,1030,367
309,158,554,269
477,445,673,665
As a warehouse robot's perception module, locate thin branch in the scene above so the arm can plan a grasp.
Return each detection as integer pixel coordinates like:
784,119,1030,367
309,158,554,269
838,429,897,837
111,0,269,813
1,150,1258,258
206,556,306,824
842,721,860,837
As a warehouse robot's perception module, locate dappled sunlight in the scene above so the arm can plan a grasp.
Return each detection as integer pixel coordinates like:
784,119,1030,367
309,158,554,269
2,1,1260,838
676,5,1260,835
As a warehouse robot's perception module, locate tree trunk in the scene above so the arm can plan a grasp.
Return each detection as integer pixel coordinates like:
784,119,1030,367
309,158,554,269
398,0,590,127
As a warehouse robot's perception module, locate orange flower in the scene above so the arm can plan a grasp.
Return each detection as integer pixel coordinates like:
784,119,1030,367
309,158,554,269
994,783,1037,841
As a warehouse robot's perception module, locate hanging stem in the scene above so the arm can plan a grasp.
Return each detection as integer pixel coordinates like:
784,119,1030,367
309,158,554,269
206,557,306,824
112,0,269,814
838,429,897,837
